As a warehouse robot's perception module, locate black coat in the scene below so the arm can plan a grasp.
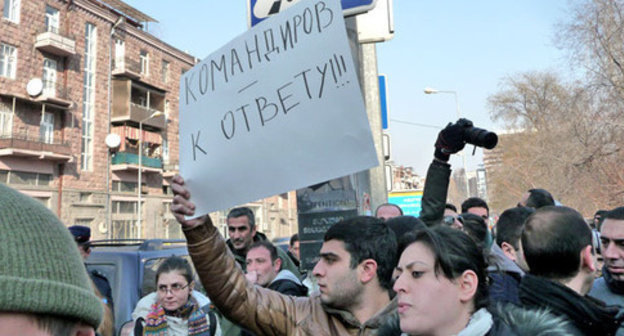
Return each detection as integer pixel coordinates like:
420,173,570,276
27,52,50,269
268,278,307,297
519,274,621,336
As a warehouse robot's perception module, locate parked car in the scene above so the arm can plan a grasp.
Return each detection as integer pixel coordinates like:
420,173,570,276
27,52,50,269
272,236,290,252
85,239,203,336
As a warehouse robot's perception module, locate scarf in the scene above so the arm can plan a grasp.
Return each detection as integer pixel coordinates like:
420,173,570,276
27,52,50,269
519,274,620,336
603,264,624,295
144,296,212,336
457,308,493,336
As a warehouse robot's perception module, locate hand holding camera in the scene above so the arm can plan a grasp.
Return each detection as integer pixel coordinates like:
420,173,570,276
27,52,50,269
434,118,498,162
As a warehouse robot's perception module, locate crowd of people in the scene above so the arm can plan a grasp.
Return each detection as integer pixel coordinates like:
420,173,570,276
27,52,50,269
1,119,624,336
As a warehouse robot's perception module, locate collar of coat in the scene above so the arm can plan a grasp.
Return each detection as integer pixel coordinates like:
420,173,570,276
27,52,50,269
321,296,397,329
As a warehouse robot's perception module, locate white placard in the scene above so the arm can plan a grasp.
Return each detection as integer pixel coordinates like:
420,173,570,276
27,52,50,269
180,0,378,217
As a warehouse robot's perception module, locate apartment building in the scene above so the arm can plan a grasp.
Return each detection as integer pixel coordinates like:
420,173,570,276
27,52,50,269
0,0,299,240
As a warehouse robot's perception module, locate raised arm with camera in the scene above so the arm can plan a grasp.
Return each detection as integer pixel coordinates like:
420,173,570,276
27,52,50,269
420,119,497,226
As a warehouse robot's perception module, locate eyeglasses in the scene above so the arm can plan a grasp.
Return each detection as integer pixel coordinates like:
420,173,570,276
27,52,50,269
157,283,190,295
228,226,249,232
443,215,464,226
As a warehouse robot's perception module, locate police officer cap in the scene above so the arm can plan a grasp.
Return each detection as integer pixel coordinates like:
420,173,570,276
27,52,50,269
68,225,91,244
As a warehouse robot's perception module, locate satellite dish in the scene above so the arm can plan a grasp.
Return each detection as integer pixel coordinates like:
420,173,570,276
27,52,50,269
27,78,43,97
105,133,121,149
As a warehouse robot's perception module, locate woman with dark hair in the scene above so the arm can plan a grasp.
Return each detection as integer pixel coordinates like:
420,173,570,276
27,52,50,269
389,226,570,336
132,256,221,336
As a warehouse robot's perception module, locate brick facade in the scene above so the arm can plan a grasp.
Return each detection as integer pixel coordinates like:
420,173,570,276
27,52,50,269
0,0,298,241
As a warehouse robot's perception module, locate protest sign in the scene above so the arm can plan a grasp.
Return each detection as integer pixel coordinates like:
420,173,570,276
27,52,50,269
180,0,378,217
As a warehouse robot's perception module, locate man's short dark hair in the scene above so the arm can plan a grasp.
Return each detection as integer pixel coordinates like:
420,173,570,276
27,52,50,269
445,203,458,213
525,189,555,209
227,207,255,230
324,216,397,291
496,207,535,249
375,203,403,216
289,233,299,247
385,216,426,242
248,240,279,262
594,209,608,230
522,206,592,280
461,197,489,214
604,207,624,221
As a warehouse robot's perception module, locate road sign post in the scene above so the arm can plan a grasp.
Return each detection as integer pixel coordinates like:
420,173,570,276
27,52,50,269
248,0,376,27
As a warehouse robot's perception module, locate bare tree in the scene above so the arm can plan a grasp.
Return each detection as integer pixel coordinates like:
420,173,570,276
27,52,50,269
487,70,624,215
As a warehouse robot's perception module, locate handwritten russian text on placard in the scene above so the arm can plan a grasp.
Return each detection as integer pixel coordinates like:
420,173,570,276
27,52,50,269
180,0,377,217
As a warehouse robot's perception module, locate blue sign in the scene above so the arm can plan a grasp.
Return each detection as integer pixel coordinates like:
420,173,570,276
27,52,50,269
249,0,376,27
378,74,388,130
388,191,423,217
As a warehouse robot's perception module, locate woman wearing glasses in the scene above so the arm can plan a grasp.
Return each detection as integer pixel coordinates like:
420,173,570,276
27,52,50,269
132,256,221,336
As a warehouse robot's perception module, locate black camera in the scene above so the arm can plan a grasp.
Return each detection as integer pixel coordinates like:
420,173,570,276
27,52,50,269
457,118,498,149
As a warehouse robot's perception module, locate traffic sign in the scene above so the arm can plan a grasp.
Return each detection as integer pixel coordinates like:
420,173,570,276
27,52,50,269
248,0,377,27
379,74,388,130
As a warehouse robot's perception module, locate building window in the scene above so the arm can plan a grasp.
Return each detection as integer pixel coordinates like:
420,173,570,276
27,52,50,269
0,104,12,137
34,197,51,208
79,192,92,202
81,23,96,171
40,111,54,144
0,43,17,79
161,60,169,83
1,170,52,186
140,50,149,76
164,99,170,126
2,0,20,23
112,181,138,193
112,200,138,214
162,137,169,164
114,38,124,69
42,58,57,96
111,220,137,239
44,5,59,33
162,185,172,195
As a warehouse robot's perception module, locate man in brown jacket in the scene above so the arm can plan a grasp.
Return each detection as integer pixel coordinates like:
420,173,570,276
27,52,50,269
171,175,397,335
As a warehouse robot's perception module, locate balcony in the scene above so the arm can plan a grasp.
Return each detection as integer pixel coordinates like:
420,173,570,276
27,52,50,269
110,103,165,129
112,57,142,80
111,152,163,174
112,79,166,129
0,131,72,161
162,161,179,178
35,81,72,108
34,27,76,57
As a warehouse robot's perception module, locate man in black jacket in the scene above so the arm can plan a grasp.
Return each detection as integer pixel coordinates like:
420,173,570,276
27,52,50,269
245,240,307,297
518,206,621,335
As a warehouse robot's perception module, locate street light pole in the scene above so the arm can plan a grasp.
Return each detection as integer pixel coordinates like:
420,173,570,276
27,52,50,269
424,88,470,197
137,111,163,238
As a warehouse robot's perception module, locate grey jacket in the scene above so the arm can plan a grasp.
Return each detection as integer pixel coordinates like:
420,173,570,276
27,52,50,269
589,277,624,336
